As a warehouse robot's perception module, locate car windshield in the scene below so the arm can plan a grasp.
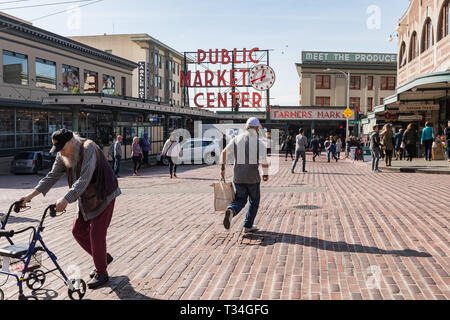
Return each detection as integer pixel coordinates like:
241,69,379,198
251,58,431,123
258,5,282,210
14,152,34,160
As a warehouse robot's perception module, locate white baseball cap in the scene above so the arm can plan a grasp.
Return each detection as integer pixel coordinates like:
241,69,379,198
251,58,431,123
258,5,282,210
246,117,262,128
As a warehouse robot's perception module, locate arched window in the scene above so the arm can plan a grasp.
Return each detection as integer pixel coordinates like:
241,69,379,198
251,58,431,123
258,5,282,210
399,41,407,68
437,0,449,41
421,18,434,52
409,31,419,61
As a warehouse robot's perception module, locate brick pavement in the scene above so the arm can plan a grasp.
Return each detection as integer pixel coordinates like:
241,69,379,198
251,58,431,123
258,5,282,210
0,152,448,300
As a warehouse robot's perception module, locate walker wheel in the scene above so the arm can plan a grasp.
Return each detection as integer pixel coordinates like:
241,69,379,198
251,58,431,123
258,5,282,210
68,278,86,300
0,288,4,300
26,269,46,291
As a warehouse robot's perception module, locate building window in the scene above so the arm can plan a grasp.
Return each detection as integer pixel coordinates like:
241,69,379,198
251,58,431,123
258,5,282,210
367,76,374,90
421,18,434,52
102,74,115,94
315,96,330,106
367,97,373,112
409,31,419,61
380,76,396,90
438,1,449,41
62,64,80,93
84,70,98,93
399,42,407,68
350,75,361,90
35,58,56,89
0,107,15,149
315,75,330,89
2,50,28,85
154,75,161,89
350,97,360,113
380,98,384,105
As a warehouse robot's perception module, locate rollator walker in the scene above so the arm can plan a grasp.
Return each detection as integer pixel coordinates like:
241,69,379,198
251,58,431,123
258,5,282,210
0,201,86,300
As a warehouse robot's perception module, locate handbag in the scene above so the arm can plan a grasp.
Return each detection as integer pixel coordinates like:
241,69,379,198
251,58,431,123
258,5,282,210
213,178,235,212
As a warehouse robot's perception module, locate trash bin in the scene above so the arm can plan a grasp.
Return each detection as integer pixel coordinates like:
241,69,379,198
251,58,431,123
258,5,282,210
362,147,372,162
350,147,357,160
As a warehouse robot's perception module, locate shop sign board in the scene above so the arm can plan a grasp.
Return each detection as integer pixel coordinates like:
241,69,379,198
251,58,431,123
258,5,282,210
398,104,440,112
271,108,355,121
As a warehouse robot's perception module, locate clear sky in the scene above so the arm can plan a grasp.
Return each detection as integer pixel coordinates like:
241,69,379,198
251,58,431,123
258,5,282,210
0,0,411,106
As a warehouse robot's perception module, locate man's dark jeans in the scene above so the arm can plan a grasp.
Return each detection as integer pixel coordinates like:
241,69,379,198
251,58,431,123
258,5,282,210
114,155,121,176
292,150,306,172
423,139,433,160
227,183,260,229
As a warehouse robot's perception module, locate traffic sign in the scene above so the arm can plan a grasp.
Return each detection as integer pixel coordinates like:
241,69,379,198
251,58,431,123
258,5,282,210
343,108,353,119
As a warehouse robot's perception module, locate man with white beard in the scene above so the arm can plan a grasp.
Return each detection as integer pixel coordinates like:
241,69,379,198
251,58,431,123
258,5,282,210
19,129,120,289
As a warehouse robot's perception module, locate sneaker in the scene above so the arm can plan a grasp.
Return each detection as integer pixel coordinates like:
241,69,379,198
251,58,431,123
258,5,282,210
223,208,234,230
87,272,109,290
291,168,294,174
303,170,308,173
243,226,259,233
375,169,383,173
89,253,114,279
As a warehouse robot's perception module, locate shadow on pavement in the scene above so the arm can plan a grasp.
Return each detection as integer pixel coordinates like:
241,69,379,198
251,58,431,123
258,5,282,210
0,214,40,224
101,276,156,300
30,288,58,300
242,231,432,257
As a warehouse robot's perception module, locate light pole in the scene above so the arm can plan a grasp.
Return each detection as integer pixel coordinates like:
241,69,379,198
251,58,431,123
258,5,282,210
325,68,350,141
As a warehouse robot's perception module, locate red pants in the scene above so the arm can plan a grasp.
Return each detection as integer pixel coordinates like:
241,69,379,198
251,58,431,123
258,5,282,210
72,199,115,274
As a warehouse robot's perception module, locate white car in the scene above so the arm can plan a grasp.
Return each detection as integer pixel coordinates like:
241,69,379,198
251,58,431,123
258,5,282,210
157,138,221,166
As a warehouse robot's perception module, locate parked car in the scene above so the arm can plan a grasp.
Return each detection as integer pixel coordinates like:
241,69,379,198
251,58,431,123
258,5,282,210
10,151,55,174
156,138,221,166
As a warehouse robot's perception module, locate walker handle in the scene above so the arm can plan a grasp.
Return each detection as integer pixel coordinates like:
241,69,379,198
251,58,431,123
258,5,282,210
0,230,15,238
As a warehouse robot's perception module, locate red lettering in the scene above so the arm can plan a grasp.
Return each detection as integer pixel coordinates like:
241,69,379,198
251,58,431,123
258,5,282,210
205,70,214,87
193,71,203,87
284,111,289,118
180,70,191,87
308,111,313,118
273,110,279,118
242,48,247,63
230,92,240,107
241,92,250,108
197,50,206,64
330,111,336,118
249,48,259,63
252,92,262,108
209,49,219,64
218,92,227,107
317,111,323,118
302,111,307,118
217,70,227,86
239,69,249,85
194,93,204,108
233,48,242,64
221,49,231,64
206,92,215,108
230,69,238,87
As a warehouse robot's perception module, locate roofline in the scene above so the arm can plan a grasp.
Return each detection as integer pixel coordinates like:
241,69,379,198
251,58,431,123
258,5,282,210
0,13,138,70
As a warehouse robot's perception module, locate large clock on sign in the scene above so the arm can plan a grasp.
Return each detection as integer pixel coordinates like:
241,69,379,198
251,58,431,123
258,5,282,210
249,64,275,91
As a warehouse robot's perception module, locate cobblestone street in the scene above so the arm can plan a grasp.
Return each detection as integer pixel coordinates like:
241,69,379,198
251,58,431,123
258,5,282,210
0,153,448,300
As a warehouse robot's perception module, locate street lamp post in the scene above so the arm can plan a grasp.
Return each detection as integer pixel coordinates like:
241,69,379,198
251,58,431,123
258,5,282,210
325,68,350,141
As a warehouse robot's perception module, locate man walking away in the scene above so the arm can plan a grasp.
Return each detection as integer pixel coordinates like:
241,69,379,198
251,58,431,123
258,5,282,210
221,117,269,234
310,135,320,162
421,122,435,161
394,129,404,160
291,128,308,173
285,135,295,161
369,125,382,172
140,133,151,166
445,121,450,162
113,135,122,177
324,136,338,162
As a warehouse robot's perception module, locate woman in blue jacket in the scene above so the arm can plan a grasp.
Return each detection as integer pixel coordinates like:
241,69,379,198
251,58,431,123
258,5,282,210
421,122,434,161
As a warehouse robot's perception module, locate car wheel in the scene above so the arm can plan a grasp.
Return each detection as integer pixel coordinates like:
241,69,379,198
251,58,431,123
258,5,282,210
204,152,216,165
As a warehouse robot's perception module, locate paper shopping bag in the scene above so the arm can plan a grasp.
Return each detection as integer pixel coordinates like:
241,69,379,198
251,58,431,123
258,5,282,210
213,180,235,212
